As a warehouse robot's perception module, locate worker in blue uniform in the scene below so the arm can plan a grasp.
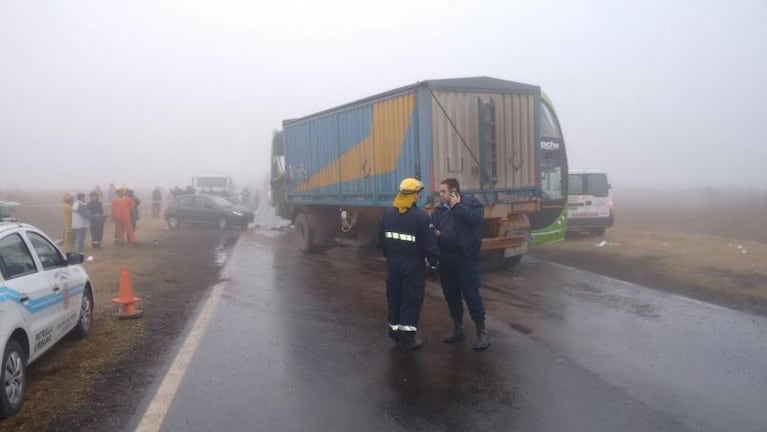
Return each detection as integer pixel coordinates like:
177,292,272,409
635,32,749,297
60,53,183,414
378,178,439,350
431,178,490,351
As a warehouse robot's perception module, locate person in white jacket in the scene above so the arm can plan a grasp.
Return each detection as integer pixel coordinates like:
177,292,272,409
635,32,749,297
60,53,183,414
72,193,90,253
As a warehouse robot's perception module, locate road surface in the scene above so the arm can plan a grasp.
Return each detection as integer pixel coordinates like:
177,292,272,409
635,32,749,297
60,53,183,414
131,227,767,432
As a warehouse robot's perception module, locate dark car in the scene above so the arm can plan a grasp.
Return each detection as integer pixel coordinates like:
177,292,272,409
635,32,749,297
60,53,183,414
164,194,254,230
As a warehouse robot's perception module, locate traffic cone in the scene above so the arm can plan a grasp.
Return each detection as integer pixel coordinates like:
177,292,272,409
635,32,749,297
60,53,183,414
112,265,143,319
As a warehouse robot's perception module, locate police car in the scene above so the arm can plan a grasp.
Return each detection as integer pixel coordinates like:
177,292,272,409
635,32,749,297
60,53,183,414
0,206,94,418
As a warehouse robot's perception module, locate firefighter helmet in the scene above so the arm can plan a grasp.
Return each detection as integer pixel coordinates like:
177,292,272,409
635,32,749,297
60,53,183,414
399,178,424,194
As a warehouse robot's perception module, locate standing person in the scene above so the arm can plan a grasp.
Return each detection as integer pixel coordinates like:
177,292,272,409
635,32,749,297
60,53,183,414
125,189,141,231
91,185,104,201
106,183,116,238
106,183,117,203
240,187,251,209
61,193,75,251
111,187,136,245
87,191,105,249
71,193,90,253
378,178,439,350
431,178,489,351
151,187,162,218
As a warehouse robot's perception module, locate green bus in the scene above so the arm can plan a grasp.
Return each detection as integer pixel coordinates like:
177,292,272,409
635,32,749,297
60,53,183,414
530,94,568,244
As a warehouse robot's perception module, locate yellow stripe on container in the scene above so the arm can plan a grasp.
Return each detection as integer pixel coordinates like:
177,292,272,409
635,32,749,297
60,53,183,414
294,94,415,193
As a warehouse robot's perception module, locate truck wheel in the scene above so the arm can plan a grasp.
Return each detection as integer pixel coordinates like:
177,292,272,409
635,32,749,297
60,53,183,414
503,255,522,269
294,213,314,253
1,339,26,419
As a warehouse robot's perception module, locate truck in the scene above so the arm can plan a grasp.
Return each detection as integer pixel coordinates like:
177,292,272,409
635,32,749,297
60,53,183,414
192,172,237,202
271,76,568,268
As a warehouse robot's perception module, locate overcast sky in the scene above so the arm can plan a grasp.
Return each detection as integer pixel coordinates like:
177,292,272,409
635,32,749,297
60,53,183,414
1,0,765,191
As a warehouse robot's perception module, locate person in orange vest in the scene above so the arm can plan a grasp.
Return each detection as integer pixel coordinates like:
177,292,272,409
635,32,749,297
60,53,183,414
111,187,136,245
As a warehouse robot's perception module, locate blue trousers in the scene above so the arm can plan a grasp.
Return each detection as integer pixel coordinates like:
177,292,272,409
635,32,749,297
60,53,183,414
386,256,426,331
438,255,485,323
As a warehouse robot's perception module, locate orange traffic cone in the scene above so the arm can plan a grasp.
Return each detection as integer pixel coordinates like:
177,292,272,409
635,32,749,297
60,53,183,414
112,265,143,319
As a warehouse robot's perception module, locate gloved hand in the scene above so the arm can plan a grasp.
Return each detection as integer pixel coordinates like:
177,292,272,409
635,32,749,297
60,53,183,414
426,264,439,282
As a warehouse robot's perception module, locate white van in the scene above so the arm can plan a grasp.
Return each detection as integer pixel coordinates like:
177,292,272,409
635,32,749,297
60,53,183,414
567,170,614,235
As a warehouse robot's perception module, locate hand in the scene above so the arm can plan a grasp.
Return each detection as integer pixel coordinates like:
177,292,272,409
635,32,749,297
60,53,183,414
434,229,441,238
448,192,461,207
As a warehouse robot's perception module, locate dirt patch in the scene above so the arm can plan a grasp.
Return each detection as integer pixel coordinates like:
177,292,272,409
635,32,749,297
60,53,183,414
1,216,237,431
533,227,767,316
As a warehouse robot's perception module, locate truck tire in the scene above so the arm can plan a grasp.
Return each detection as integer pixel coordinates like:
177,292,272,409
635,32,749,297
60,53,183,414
294,213,314,253
503,255,522,269
480,251,523,272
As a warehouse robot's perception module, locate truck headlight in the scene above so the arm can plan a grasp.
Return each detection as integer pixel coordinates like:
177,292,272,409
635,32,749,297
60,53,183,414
232,211,243,216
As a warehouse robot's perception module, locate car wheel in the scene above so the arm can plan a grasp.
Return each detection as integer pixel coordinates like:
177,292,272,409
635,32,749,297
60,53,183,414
1,339,26,419
72,287,94,339
167,216,181,229
217,217,228,230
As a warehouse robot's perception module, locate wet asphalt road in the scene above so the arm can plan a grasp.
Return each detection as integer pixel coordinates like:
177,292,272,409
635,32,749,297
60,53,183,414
140,227,767,431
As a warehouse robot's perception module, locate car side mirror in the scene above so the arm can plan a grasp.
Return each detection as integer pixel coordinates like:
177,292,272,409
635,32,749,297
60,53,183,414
66,252,85,265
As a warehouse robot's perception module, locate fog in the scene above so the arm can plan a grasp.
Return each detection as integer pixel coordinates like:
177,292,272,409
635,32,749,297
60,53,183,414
1,0,765,191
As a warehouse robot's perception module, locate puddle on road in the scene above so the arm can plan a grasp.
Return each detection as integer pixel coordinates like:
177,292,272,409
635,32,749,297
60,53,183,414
213,235,238,267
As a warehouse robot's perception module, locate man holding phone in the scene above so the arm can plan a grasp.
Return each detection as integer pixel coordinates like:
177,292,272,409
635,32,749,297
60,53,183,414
431,178,490,350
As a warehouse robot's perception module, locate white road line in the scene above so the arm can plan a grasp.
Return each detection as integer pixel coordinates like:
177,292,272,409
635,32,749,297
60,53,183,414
134,280,227,432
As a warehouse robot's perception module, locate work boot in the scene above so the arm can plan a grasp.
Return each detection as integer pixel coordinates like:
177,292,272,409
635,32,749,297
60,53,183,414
473,321,490,351
400,332,424,351
442,320,465,344
388,329,400,346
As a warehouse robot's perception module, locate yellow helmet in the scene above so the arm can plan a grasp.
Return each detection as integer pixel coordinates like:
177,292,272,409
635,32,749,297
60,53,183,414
399,178,424,194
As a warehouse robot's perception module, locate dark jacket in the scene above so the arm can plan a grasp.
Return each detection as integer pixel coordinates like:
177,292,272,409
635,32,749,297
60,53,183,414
431,194,484,258
87,200,104,221
378,205,439,266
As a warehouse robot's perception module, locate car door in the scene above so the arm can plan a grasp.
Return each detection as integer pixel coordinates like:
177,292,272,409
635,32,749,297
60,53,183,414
0,232,58,361
585,174,611,219
193,196,218,224
567,173,588,220
174,196,196,223
25,231,84,342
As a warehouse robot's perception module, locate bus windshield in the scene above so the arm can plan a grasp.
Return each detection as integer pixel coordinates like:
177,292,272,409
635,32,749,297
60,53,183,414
539,100,566,201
